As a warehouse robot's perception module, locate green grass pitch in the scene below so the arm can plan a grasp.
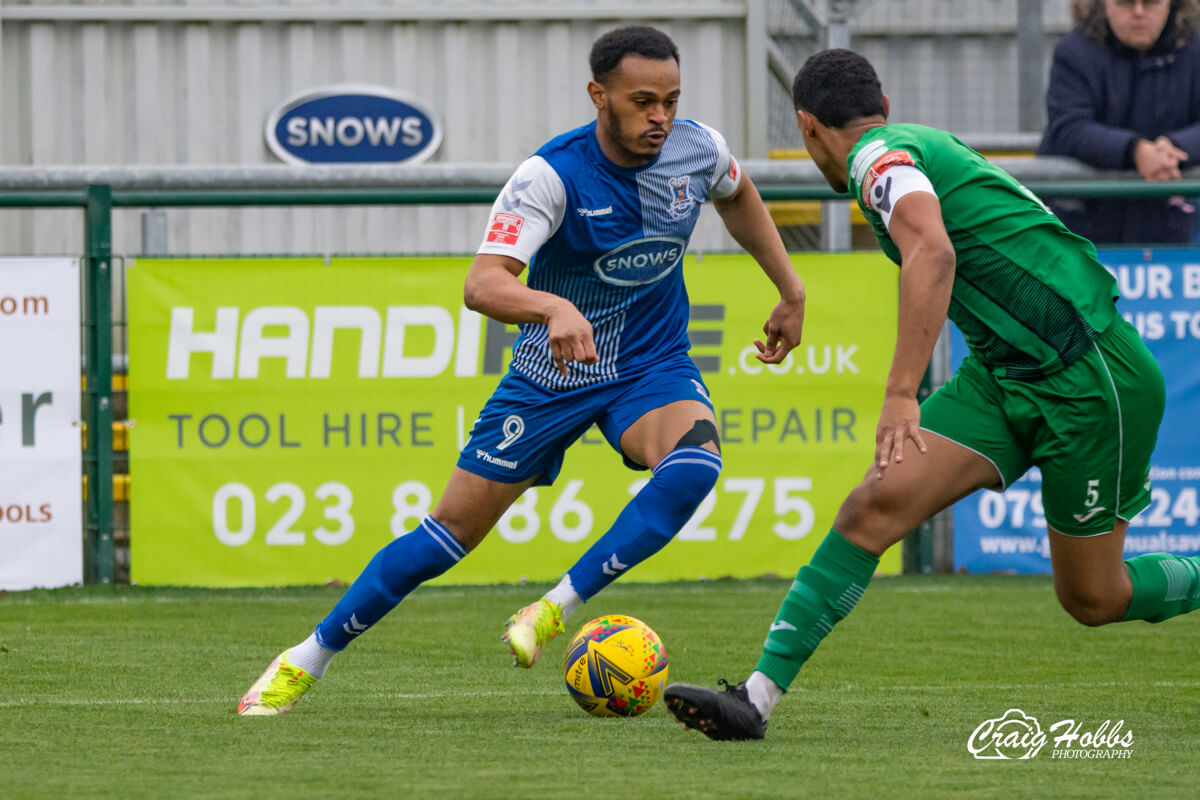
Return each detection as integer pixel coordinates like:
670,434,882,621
2,575,1198,798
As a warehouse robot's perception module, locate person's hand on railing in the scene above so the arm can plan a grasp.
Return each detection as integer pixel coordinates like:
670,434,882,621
1133,136,1188,182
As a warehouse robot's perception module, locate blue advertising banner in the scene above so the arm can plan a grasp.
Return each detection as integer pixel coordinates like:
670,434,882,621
264,85,443,165
953,247,1200,573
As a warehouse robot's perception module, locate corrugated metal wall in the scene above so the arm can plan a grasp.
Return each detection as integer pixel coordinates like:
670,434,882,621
0,1,751,255
768,0,1073,150
2,0,1074,256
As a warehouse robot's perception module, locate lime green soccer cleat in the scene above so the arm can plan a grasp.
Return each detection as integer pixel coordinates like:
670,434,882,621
237,650,317,716
502,599,565,668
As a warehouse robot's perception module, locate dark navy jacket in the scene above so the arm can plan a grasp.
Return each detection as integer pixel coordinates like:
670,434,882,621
1037,12,1200,244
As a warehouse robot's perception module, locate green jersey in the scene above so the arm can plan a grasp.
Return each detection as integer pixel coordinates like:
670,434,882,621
846,123,1118,379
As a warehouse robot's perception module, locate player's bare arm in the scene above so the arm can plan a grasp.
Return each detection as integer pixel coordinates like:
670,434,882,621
711,174,806,364
464,253,598,377
875,190,955,476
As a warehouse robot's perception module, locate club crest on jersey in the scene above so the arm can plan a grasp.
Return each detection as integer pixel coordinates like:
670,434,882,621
668,175,695,219
593,236,687,286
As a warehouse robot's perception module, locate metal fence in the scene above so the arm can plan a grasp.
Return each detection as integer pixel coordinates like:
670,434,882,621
2,158,1197,583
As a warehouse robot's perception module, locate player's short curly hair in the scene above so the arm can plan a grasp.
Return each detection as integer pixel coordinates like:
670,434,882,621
792,49,886,128
590,26,680,83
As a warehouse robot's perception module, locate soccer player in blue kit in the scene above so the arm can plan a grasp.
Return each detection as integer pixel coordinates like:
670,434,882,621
238,25,806,715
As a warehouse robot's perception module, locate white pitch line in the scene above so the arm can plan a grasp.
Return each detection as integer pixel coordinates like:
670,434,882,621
5,680,1199,709
0,697,234,708
884,583,1051,594
0,595,319,607
0,581,802,607
811,679,1200,693
0,689,559,708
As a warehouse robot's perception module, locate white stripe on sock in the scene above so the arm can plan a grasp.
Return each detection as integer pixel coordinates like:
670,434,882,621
421,518,466,561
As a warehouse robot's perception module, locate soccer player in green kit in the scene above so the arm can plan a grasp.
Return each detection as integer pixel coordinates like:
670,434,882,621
665,48,1199,741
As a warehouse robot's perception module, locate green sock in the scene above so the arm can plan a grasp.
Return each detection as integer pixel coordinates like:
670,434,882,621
755,529,879,690
1123,553,1200,622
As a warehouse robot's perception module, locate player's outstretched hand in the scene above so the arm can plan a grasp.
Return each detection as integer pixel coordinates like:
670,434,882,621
874,394,926,479
545,299,598,377
754,293,805,364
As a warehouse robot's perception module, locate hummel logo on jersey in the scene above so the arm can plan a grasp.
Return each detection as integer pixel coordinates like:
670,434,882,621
601,554,629,576
343,613,368,636
578,205,613,217
475,449,518,470
1073,507,1107,523
500,178,532,211
769,620,797,633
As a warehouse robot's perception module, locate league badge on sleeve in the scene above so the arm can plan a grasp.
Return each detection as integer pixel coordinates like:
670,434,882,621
487,212,525,245
861,150,915,207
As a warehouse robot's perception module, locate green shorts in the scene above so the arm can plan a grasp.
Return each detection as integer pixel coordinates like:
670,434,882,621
921,319,1165,535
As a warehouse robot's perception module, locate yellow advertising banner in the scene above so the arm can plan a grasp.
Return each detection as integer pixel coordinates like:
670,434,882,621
128,254,899,586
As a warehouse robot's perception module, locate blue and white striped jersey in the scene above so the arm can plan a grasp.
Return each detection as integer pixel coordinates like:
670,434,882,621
477,119,741,391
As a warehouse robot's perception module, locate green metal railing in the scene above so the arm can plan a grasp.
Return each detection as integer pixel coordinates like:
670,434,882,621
83,186,115,585
2,175,1197,583
6,180,1200,209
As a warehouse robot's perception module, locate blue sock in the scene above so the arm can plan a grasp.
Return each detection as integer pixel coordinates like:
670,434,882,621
314,517,466,650
567,447,721,600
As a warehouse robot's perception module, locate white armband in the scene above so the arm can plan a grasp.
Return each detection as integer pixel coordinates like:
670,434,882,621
864,164,936,231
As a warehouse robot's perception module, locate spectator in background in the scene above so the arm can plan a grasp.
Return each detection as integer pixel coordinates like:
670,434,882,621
1038,0,1200,244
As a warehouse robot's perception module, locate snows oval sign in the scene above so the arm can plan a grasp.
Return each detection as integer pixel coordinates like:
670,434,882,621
265,85,443,165
593,237,687,286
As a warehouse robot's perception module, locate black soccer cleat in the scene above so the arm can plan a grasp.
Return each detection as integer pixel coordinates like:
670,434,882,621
664,679,767,741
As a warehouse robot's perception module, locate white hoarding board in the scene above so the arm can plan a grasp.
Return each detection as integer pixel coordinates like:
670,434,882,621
0,258,83,589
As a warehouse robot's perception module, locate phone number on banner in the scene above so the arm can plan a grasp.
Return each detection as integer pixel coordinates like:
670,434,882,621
976,486,1200,529
209,477,821,547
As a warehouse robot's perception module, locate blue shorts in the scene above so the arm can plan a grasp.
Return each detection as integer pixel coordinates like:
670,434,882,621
458,359,713,486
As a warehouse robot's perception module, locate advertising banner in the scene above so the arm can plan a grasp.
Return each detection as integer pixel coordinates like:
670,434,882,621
0,258,83,590
128,254,899,586
953,247,1200,573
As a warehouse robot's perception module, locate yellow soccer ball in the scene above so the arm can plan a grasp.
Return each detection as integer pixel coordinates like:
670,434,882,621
561,614,669,718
